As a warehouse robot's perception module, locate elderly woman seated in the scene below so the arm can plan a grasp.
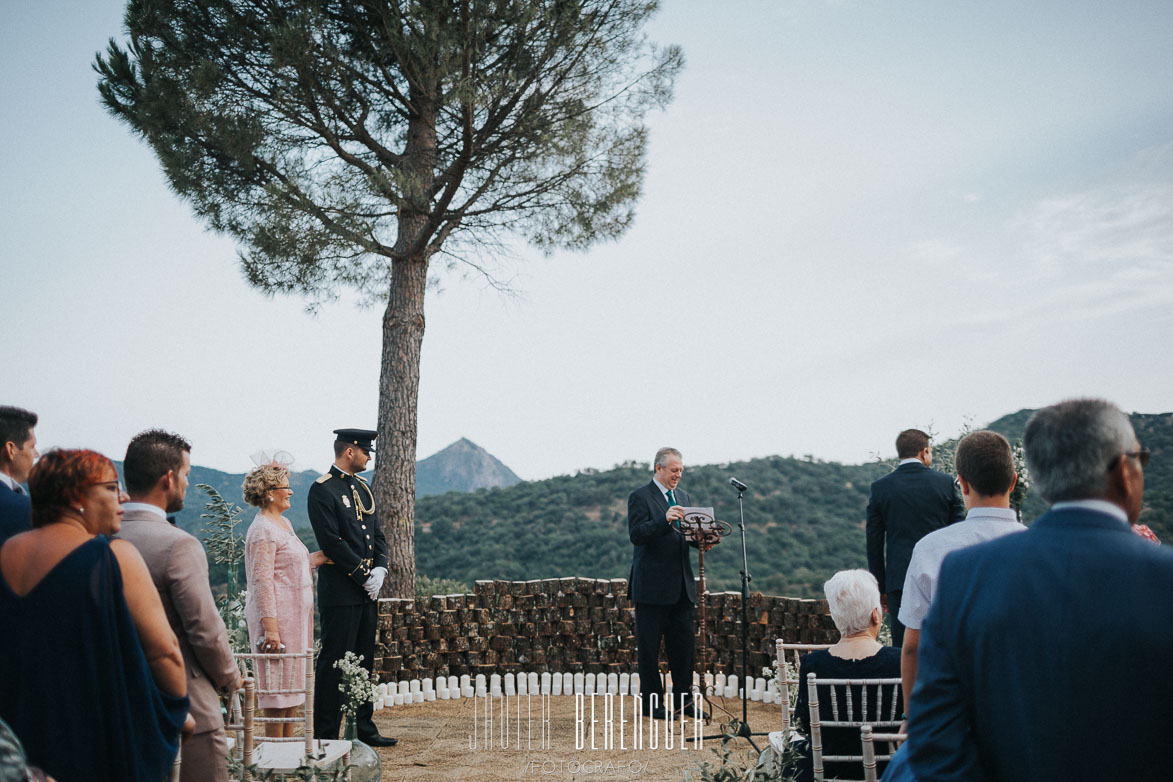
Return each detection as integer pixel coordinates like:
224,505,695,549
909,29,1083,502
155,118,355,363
791,569,903,781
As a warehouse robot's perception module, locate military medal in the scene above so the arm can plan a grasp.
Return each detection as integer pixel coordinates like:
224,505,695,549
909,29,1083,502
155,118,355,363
342,495,351,508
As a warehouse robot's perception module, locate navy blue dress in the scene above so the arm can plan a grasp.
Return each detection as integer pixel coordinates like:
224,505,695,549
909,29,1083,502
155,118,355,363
792,647,903,782
0,536,189,782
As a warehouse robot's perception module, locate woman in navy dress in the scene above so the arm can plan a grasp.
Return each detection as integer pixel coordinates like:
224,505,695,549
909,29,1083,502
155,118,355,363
0,449,190,781
792,569,903,782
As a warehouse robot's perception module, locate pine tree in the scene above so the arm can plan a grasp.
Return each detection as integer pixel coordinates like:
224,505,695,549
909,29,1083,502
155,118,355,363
96,0,682,595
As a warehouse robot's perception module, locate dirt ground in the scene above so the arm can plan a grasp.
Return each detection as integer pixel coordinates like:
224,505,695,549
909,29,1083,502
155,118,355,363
366,694,782,782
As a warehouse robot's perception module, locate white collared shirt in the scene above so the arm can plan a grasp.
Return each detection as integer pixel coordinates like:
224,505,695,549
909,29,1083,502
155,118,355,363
121,502,168,520
0,472,18,492
652,477,675,503
898,458,923,467
899,505,1026,630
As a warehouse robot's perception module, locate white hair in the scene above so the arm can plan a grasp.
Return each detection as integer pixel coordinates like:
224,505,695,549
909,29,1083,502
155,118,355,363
824,569,881,636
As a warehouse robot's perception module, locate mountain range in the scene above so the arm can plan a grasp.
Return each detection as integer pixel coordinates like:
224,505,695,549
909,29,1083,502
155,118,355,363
147,437,520,535
154,410,1170,600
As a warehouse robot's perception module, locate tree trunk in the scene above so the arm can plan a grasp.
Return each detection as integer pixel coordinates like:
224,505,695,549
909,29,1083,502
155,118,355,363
375,88,438,599
376,254,427,598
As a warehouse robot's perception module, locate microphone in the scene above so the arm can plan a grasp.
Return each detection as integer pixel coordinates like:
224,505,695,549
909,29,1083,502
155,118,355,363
729,477,748,492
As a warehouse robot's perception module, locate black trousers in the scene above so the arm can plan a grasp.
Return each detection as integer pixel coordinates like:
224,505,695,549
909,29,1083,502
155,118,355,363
887,589,906,647
634,594,695,711
314,600,379,740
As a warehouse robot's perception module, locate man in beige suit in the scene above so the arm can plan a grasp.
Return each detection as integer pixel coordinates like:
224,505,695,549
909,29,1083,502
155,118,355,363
117,430,242,782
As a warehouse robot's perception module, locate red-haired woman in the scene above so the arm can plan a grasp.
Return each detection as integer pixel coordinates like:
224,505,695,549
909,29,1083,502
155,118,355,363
0,449,191,782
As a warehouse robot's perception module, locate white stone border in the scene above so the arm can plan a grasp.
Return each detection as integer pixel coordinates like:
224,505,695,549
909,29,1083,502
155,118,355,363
372,670,776,711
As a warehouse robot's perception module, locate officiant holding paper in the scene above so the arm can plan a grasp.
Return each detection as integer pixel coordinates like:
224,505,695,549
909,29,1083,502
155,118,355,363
627,447,717,720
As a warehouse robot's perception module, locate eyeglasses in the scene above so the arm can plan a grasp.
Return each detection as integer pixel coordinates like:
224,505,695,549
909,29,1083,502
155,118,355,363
88,479,127,496
1110,448,1151,471
274,486,293,492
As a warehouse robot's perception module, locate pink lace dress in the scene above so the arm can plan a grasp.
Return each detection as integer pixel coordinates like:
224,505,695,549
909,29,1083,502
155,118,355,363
244,515,313,709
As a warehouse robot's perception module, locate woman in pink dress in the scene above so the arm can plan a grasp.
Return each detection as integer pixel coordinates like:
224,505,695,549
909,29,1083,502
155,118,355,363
242,461,327,737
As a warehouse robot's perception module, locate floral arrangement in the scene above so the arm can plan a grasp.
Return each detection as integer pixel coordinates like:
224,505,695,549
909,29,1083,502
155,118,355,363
218,589,251,658
1009,439,1031,521
762,659,799,712
334,651,377,719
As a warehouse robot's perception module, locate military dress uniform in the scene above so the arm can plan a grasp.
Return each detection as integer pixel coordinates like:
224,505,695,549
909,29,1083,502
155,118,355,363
308,463,388,741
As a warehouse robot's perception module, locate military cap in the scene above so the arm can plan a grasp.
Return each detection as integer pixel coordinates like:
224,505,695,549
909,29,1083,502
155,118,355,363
333,427,377,453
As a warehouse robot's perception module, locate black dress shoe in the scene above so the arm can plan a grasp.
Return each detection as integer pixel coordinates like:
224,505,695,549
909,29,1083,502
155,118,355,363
648,706,668,720
359,734,399,747
675,700,708,720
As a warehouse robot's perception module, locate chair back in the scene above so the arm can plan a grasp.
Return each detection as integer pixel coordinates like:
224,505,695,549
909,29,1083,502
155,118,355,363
806,672,902,782
233,650,317,757
861,726,907,782
223,677,257,774
775,638,833,740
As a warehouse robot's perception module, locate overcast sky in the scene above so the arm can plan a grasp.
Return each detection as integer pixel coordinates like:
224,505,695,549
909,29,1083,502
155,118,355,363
3,0,1172,480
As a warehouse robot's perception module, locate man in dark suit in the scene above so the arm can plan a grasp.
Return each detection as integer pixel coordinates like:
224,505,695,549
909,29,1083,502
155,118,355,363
0,406,38,543
866,429,964,646
901,399,1173,781
308,428,395,746
628,446,714,719
115,429,242,782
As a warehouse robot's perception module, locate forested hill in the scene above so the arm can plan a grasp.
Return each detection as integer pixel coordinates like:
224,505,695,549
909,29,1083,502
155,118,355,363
415,410,1172,599
151,410,1170,599
415,457,885,599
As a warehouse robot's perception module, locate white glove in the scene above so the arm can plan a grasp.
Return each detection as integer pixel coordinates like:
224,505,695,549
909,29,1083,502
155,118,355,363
363,567,387,600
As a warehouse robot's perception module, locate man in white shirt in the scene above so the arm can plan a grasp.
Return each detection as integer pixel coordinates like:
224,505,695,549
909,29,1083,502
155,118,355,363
898,430,1024,712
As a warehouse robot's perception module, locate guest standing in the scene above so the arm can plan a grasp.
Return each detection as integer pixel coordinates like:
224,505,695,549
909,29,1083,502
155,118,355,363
898,430,1025,715
901,399,1173,781
116,430,242,782
0,449,189,782
865,429,964,646
308,428,395,746
243,460,326,738
0,406,38,544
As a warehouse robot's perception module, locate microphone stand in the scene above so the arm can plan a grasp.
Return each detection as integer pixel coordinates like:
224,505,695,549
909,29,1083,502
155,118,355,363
700,480,766,751
733,484,763,749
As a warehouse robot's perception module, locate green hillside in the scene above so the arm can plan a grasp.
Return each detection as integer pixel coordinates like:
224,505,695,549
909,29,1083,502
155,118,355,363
415,457,886,599
415,411,1172,599
157,409,1170,599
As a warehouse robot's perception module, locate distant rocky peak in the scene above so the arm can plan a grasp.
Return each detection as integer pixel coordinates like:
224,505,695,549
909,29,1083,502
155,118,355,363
416,438,522,497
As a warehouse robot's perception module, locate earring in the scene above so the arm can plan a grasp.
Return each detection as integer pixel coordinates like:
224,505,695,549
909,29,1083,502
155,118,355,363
76,506,85,515
267,495,273,503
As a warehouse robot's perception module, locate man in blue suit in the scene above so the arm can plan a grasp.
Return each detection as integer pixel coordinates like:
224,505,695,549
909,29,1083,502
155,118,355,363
628,446,714,719
866,428,964,646
903,399,1173,781
0,406,38,544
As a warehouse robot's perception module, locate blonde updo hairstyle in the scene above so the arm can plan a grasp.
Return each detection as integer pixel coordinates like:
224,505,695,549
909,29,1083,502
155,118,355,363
243,464,289,508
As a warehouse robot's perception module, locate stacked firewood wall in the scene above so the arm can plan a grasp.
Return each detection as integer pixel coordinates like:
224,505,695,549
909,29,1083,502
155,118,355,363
374,577,836,682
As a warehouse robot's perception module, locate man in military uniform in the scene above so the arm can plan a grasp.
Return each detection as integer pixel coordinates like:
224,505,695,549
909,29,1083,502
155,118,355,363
308,428,396,746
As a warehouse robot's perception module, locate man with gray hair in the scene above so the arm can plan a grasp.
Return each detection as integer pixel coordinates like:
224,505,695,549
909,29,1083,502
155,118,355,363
627,447,715,719
897,399,1173,781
